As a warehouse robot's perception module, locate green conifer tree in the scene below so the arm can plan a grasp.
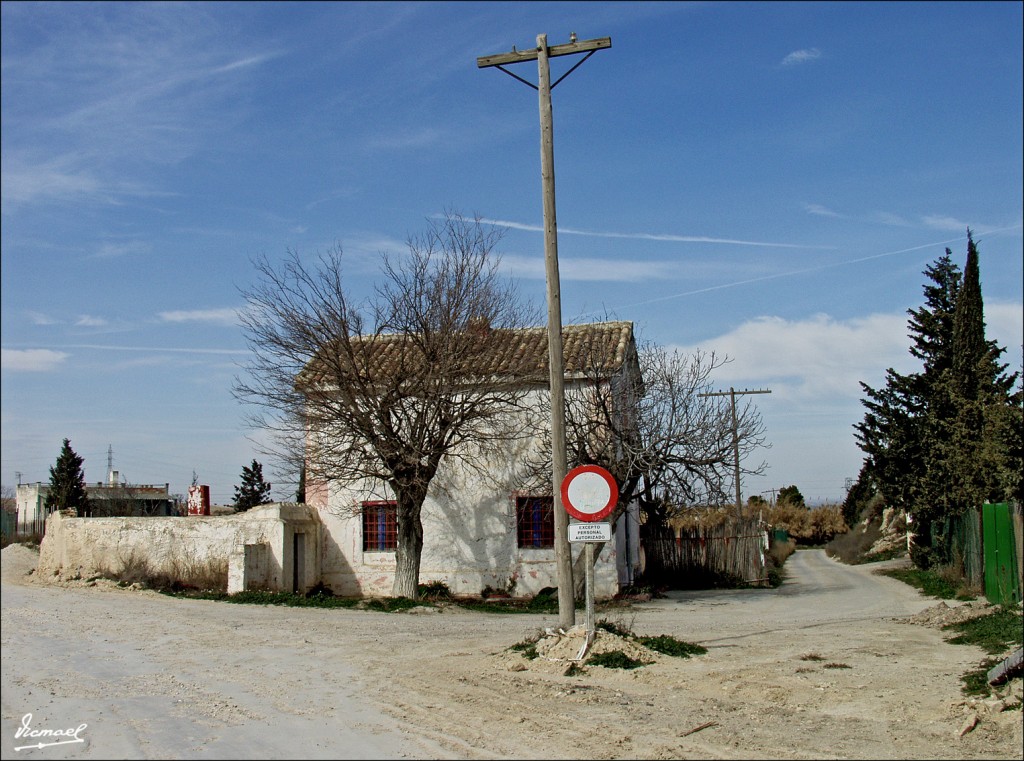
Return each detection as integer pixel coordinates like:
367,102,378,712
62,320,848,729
44,438,90,516
233,459,273,512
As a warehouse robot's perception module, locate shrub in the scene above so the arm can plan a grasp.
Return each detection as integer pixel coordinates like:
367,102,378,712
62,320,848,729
588,650,649,669
417,580,451,600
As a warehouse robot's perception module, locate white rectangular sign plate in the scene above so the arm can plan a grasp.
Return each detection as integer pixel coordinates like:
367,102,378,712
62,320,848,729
568,522,611,543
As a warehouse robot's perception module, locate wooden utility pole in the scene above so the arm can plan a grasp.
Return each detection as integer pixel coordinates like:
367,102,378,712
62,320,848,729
698,387,771,520
478,34,611,629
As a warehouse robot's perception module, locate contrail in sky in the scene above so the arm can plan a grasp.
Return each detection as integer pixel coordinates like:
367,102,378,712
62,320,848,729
480,218,830,249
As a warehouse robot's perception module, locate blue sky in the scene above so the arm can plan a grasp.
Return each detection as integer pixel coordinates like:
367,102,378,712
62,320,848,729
2,1,1021,506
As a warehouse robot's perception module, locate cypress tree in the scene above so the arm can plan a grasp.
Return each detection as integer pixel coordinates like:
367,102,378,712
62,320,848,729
915,232,1020,566
233,459,273,512
855,251,960,520
44,438,90,516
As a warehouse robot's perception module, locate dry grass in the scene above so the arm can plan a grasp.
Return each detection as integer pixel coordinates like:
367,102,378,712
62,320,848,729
98,547,228,593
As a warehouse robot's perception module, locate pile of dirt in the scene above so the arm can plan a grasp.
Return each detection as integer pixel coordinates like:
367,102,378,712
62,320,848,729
499,623,668,674
0,543,39,581
907,599,997,628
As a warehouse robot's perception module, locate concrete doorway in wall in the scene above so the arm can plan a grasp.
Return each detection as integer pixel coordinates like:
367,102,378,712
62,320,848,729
292,532,305,593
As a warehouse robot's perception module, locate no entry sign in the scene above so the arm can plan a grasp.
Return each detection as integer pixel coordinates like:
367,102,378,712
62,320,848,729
560,464,618,522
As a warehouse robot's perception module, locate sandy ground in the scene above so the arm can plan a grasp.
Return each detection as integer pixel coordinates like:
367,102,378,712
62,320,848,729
2,543,1021,760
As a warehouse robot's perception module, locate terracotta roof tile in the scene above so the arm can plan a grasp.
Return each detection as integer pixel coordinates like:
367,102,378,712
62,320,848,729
300,320,634,387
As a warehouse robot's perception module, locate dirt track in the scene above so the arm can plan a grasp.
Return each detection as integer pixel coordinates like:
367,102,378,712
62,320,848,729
2,545,1021,759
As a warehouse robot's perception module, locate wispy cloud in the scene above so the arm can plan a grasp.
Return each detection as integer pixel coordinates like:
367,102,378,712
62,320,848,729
366,127,446,150
804,203,841,218
92,240,152,259
27,311,59,326
601,235,973,314
499,255,677,282
158,308,240,326
781,48,822,66
75,315,108,328
1,4,276,210
1,348,69,372
481,218,827,250
922,214,970,232
5,343,249,356
211,53,281,75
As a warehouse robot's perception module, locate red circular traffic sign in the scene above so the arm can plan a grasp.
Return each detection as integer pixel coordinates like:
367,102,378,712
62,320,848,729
560,465,618,522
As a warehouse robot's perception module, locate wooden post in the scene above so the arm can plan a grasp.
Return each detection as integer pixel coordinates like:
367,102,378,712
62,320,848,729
536,34,575,630
477,34,611,631
698,387,772,521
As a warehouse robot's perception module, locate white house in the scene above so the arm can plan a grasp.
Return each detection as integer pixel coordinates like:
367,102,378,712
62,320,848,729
16,471,178,535
302,320,644,599
35,321,645,601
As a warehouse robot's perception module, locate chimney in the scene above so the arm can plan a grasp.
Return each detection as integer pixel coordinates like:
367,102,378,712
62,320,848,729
468,316,491,337
109,470,119,487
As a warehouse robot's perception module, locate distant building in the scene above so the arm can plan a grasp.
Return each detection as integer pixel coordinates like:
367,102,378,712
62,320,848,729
15,470,179,535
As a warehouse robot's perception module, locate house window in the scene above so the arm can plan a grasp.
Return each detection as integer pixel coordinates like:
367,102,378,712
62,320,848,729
516,495,554,548
362,501,397,551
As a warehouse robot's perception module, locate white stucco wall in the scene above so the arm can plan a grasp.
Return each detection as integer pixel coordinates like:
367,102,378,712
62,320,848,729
316,418,630,599
37,503,321,594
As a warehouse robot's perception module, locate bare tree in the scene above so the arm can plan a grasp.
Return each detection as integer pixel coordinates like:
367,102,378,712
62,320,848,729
532,337,769,589
234,211,538,598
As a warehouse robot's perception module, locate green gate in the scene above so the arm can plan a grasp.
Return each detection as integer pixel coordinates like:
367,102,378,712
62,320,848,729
982,502,1021,606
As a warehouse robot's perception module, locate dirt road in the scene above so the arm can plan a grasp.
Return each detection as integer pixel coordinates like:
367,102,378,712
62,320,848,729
2,545,1021,759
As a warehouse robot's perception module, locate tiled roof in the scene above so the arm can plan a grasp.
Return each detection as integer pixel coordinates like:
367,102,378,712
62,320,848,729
300,320,635,387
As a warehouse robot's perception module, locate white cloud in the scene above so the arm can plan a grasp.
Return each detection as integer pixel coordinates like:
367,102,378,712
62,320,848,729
1,348,69,372
987,301,1024,364
781,48,822,66
803,203,841,218
0,159,102,208
0,4,272,209
75,315,108,327
674,312,915,401
158,308,240,326
92,240,151,259
922,214,969,232
27,311,59,325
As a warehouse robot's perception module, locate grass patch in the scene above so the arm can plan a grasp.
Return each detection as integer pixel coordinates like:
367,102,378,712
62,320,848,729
823,662,852,669
876,566,976,601
588,650,649,670
855,546,906,565
800,653,826,661
960,657,1003,698
180,589,425,612
939,606,1023,698
596,618,706,659
943,606,1023,655
507,640,539,660
637,634,707,658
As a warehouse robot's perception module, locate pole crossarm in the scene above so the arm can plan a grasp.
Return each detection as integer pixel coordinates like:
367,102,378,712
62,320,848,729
478,37,611,91
698,388,772,398
476,37,611,69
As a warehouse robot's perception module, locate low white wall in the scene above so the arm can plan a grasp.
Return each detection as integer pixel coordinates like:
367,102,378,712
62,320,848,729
37,503,321,593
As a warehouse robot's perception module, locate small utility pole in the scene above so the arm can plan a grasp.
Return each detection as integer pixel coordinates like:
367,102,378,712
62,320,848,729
478,33,611,629
699,387,771,520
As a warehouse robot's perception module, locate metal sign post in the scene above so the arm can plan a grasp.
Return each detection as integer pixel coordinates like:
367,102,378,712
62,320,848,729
562,465,618,656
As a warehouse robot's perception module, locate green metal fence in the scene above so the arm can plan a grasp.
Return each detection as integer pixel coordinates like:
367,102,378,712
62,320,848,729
982,502,1021,606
